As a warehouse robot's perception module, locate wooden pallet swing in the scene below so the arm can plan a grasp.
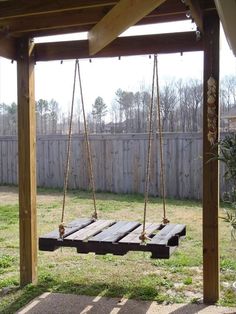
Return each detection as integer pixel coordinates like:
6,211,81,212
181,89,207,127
39,56,186,259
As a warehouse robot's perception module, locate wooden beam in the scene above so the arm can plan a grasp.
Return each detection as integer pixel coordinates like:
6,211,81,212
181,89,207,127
17,37,37,286
89,0,167,55
0,35,16,60
185,0,203,33
202,11,220,304
1,7,108,35
1,7,186,37
7,13,187,39
34,31,203,61
2,0,187,38
0,0,118,20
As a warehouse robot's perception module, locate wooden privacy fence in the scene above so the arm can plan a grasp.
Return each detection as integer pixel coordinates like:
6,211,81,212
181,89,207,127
0,133,229,200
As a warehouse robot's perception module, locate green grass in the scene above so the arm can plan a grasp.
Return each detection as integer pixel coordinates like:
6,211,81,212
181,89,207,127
0,187,236,313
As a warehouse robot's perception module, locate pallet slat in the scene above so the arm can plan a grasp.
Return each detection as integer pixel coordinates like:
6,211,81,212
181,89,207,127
39,218,186,259
65,220,115,241
119,223,161,244
90,221,140,242
39,218,93,251
149,224,186,246
40,218,93,240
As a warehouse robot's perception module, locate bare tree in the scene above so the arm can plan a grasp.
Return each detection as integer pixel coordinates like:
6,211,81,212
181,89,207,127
92,96,107,133
160,81,178,131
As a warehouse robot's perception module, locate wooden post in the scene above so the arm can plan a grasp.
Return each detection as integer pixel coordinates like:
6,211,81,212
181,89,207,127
17,37,37,286
202,12,220,303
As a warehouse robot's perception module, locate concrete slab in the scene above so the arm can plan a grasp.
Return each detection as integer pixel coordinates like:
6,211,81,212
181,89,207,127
16,293,236,314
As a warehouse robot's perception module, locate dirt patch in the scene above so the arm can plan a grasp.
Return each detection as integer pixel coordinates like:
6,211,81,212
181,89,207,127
0,186,19,204
0,186,62,205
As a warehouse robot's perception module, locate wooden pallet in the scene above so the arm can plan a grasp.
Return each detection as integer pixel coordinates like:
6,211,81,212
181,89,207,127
39,218,186,259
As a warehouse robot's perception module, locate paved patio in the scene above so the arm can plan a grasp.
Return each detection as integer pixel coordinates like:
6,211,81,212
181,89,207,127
17,293,236,314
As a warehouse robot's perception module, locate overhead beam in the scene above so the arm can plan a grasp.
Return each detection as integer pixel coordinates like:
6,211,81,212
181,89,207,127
12,11,186,38
17,37,37,286
0,35,16,60
0,0,188,38
185,0,203,33
1,7,108,35
34,31,203,62
1,7,186,38
88,0,167,55
0,0,118,20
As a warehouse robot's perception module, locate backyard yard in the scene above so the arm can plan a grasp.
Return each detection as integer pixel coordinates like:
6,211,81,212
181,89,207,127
0,186,236,313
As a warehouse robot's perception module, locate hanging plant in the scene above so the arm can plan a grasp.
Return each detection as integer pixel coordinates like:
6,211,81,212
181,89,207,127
207,76,218,146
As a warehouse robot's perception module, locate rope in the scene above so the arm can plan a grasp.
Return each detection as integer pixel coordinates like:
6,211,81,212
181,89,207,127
140,55,169,242
59,59,78,239
155,55,169,225
77,60,98,220
139,55,156,242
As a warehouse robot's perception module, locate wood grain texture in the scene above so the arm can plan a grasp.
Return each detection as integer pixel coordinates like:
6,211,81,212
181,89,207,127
88,0,167,55
0,0,118,20
202,11,220,304
40,218,93,240
0,0,216,38
1,7,110,35
17,37,37,286
90,221,140,242
149,224,186,245
65,220,115,241
0,35,17,60
119,223,160,244
3,1,188,38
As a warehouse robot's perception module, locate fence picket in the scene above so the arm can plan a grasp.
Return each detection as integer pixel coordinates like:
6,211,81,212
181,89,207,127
0,133,229,200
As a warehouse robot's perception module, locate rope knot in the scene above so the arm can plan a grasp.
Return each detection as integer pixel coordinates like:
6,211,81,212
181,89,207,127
59,222,65,239
162,217,170,225
92,212,98,220
139,231,149,243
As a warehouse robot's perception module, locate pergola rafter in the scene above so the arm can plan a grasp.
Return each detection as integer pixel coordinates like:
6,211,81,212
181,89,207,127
88,0,168,55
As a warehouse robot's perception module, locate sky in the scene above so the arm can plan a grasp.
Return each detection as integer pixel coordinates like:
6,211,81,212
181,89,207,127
0,20,235,116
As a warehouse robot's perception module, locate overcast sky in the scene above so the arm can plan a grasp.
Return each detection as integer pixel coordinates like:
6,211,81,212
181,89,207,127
0,20,235,114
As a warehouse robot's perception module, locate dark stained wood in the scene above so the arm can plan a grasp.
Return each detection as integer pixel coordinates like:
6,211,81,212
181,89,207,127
1,7,111,36
89,221,140,242
0,35,17,60
10,13,187,38
2,0,188,38
34,31,203,61
119,223,160,244
17,37,37,286
40,218,93,240
1,10,187,38
0,0,118,20
149,224,186,246
202,11,220,304
65,220,115,241
39,219,186,259
0,0,216,39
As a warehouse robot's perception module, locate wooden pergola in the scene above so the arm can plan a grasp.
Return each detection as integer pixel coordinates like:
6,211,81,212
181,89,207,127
0,0,220,304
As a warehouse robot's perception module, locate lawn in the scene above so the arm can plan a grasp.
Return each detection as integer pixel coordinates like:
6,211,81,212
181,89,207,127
0,186,236,313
